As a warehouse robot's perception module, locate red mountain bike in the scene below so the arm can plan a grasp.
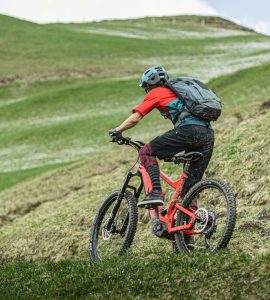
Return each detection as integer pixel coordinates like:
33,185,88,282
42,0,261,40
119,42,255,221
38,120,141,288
90,136,236,261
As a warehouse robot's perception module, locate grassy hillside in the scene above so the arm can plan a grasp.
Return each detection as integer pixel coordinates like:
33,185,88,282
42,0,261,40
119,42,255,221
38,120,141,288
0,13,269,298
0,14,269,180
79,15,254,31
0,62,269,261
65,15,254,40
1,14,270,84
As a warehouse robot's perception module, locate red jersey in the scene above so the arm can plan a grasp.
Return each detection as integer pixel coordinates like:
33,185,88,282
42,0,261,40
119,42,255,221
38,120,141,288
132,87,177,119
132,86,211,127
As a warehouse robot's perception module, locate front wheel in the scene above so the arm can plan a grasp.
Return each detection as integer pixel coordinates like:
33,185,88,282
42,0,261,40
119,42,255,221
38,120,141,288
89,190,138,262
175,179,236,253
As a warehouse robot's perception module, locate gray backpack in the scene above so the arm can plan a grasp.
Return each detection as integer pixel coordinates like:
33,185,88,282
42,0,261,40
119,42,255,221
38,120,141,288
165,77,222,121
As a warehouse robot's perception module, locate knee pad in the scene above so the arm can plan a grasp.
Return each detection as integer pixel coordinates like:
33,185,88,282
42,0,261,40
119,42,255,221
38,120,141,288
139,144,158,170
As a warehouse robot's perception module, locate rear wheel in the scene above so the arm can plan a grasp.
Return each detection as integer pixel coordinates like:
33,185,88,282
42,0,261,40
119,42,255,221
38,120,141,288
175,179,236,253
90,190,138,261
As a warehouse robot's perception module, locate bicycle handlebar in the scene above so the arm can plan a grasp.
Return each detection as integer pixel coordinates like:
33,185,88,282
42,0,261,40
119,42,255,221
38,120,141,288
110,135,145,151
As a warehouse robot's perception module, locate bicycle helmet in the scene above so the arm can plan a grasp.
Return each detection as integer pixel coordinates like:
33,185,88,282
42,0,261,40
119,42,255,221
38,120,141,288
139,66,169,88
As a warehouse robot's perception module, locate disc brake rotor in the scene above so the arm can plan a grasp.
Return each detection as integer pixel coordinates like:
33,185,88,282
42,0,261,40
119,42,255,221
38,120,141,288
194,208,209,232
101,218,114,241
101,217,123,241
204,211,217,236
102,228,112,241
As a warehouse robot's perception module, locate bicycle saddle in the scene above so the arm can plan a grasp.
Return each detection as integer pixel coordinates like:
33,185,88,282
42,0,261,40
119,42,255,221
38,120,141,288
164,151,203,163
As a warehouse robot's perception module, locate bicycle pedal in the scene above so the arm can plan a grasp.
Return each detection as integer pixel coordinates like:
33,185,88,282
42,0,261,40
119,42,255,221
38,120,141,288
138,201,159,209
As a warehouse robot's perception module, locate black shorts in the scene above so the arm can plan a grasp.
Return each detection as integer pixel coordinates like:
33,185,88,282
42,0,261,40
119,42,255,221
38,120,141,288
150,125,214,189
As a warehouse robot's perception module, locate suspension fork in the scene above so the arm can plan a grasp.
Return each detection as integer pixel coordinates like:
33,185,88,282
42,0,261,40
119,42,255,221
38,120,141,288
105,171,143,231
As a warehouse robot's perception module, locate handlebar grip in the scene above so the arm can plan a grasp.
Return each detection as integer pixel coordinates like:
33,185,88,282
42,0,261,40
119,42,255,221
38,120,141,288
111,136,130,145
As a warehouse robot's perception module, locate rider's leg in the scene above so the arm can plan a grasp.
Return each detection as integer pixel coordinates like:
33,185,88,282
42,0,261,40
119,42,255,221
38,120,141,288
138,144,164,207
180,128,214,204
138,128,192,207
139,144,161,192
138,126,214,207
149,125,214,201
181,129,214,248
147,125,214,246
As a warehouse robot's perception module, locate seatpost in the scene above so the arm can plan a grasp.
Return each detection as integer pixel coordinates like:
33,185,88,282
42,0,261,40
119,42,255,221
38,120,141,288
184,161,191,173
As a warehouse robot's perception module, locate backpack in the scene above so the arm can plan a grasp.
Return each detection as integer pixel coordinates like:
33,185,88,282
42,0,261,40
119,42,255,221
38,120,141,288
165,77,222,121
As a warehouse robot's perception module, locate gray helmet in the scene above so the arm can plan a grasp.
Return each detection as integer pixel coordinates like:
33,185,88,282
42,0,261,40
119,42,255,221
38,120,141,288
139,66,169,88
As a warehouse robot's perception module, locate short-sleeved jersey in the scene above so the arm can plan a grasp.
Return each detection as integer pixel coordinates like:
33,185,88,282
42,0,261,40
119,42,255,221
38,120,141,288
132,87,210,127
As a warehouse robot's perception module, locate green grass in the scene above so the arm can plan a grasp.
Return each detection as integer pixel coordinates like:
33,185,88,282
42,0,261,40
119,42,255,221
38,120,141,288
0,252,269,299
1,13,269,171
80,15,254,31
0,108,269,261
1,14,269,83
209,63,270,113
0,13,270,298
0,162,72,191
0,62,270,176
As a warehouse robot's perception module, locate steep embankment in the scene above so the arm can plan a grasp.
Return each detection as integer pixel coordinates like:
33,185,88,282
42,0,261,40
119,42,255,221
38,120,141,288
0,63,269,261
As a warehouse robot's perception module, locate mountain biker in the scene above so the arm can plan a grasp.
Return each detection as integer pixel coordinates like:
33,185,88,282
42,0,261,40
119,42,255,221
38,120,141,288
109,66,214,208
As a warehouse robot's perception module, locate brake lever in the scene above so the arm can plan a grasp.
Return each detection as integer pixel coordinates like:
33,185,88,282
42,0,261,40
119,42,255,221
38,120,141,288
117,140,125,145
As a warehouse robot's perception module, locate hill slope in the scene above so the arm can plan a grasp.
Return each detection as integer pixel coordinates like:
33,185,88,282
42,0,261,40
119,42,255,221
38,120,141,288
0,12,270,178
0,63,269,261
64,15,254,40
0,13,270,299
0,14,269,84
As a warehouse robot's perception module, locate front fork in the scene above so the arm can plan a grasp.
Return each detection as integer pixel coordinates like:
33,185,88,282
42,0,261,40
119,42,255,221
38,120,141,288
105,170,143,231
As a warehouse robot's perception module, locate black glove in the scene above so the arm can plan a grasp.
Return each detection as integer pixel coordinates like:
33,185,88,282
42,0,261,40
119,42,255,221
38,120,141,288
108,129,123,142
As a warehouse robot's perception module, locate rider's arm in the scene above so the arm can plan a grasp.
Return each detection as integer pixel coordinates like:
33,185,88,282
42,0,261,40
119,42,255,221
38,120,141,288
113,90,158,134
115,112,143,133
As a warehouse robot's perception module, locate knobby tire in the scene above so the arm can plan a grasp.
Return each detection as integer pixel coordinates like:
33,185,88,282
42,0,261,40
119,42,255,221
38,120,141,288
175,179,236,253
90,190,138,262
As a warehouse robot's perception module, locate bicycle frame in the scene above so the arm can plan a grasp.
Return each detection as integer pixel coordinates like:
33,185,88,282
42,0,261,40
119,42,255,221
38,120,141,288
138,164,198,235
107,163,199,237
106,138,201,237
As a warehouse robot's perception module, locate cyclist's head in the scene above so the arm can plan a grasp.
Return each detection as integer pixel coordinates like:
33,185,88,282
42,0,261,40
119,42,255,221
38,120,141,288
139,66,169,92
